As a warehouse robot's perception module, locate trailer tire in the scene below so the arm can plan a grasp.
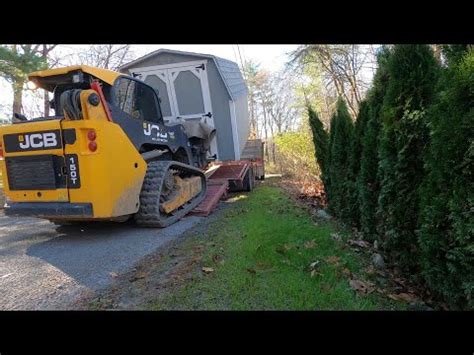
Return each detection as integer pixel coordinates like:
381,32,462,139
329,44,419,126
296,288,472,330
243,167,254,192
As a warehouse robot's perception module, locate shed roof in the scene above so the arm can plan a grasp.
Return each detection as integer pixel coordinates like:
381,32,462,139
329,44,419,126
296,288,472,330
119,48,248,101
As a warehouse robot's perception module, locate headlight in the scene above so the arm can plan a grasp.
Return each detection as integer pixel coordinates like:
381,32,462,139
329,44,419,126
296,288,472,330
26,80,37,90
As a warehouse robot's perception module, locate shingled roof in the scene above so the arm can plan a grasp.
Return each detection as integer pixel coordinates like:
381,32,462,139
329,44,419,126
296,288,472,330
119,48,248,101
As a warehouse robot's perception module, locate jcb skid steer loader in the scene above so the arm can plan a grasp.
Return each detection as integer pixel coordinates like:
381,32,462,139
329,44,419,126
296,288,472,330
0,66,216,227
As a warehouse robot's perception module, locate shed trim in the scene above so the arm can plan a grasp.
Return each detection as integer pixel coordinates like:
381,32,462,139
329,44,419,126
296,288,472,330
119,48,247,102
229,100,240,160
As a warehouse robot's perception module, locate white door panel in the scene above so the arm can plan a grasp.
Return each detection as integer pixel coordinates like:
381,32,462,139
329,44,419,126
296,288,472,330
140,70,177,123
131,60,218,158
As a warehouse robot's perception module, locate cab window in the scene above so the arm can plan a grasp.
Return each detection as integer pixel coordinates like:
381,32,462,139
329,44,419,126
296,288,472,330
114,77,161,122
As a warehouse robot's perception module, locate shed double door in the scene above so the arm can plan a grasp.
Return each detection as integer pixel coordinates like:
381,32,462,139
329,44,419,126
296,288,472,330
136,61,218,157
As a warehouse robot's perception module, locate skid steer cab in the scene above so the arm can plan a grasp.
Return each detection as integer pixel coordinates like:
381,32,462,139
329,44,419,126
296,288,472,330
0,65,215,227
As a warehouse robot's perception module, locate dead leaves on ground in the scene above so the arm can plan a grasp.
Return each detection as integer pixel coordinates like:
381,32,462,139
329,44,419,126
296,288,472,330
212,254,225,265
304,239,317,249
325,256,340,266
349,279,375,295
309,260,321,277
246,268,257,275
387,292,418,303
129,271,148,282
202,267,214,274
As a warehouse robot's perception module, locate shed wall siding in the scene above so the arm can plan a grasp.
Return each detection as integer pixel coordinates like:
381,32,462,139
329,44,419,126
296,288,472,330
205,61,235,161
233,94,250,157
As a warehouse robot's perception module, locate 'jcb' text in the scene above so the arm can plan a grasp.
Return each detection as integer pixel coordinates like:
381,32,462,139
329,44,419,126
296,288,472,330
19,133,58,149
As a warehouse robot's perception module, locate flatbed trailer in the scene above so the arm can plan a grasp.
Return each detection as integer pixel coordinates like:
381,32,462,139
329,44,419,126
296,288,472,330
189,139,265,216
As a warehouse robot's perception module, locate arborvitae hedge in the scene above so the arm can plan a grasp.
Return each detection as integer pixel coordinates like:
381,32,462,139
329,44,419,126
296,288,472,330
419,48,474,308
308,106,329,188
309,45,472,308
376,45,440,272
358,46,392,240
327,98,354,219
347,100,369,227
326,112,337,205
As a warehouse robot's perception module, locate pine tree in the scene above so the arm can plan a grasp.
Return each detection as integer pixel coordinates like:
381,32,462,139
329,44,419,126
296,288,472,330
327,98,354,220
441,44,471,67
376,45,440,271
307,106,329,189
0,45,48,117
419,47,474,308
358,46,392,240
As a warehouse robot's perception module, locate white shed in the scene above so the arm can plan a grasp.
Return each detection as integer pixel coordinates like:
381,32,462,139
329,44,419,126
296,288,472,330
119,49,249,161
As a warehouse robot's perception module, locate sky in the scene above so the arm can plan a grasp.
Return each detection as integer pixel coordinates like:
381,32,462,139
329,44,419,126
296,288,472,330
132,45,299,72
0,45,299,119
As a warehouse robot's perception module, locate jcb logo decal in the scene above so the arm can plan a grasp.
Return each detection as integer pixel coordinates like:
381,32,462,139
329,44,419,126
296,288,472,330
3,130,62,152
143,123,168,142
18,132,58,149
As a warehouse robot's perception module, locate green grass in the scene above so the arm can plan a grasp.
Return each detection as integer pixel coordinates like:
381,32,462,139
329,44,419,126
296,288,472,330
150,185,405,310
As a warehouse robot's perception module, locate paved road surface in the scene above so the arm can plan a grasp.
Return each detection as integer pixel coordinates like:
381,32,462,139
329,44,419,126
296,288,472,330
0,212,203,310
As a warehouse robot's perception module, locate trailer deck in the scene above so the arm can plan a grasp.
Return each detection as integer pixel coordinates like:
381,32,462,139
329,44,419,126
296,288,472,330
189,139,265,217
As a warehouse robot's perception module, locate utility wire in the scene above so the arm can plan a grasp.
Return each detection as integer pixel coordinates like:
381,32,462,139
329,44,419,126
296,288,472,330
236,45,247,81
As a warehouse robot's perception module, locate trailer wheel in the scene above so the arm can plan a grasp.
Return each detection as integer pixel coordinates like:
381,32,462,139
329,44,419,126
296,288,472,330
243,167,255,192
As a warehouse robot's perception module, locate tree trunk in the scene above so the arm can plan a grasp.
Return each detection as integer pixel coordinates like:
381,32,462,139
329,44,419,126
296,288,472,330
44,91,50,117
12,82,24,118
432,44,442,63
42,45,50,117
262,105,269,161
268,116,276,164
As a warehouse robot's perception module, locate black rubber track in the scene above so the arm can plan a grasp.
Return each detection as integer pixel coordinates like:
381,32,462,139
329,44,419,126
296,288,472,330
134,161,207,228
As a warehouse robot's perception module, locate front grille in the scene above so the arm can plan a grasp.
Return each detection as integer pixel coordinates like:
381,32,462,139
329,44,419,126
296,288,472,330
5,155,66,190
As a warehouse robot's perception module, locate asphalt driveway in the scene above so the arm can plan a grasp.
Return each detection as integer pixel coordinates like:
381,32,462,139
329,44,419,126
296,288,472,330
0,212,203,310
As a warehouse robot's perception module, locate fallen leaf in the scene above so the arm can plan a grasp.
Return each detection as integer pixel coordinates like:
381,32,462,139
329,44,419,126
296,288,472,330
349,279,374,295
364,265,376,275
109,272,118,278
276,244,293,254
212,254,222,263
326,256,340,265
202,267,214,274
388,293,418,303
129,271,148,282
394,277,406,286
304,240,317,249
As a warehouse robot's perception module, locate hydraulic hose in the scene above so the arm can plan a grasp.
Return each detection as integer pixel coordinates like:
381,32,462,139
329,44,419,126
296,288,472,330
60,89,83,120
